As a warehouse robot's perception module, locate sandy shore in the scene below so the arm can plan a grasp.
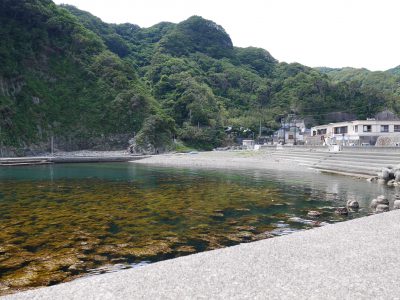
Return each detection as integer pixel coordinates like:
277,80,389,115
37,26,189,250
52,150,132,157
133,150,313,173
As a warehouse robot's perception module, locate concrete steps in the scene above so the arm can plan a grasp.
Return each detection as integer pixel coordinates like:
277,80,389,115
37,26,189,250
268,148,400,177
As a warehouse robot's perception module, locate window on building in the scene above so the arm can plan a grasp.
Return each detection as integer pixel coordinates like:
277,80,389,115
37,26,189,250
354,125,358,133
394,125,400,132
381,125,389,132
334,126,348,134
363,125,371,132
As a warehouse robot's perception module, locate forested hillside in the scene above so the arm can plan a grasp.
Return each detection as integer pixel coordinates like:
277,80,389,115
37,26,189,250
1,0,399,153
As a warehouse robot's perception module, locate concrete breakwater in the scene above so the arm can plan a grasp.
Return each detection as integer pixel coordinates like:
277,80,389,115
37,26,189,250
0,155,147,166
267,147,400,177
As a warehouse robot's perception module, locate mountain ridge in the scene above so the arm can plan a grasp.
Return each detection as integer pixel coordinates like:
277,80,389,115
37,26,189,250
1,1,399,154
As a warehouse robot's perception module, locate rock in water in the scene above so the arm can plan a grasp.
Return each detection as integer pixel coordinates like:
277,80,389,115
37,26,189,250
395,171,400,182
307,210,322,218
370,199,378,209
394,200,400,210
335,207,348,215
380,168,391,181
375,204,390,213
346,200,359,209
376,195,389,205
387,179,395,186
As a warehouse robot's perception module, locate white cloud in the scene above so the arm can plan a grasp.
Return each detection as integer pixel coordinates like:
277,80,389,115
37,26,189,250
54,0,400,71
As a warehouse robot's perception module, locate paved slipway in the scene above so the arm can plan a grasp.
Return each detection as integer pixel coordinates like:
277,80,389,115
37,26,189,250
5,210,400,300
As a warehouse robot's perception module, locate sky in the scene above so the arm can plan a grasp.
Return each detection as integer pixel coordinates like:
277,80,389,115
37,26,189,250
53,0,400,71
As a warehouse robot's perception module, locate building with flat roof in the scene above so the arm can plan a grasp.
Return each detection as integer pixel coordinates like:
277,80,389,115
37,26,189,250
310,119,400,146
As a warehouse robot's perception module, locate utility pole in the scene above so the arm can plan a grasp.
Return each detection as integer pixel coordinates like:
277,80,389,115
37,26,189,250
282,117,286,145
259,118,262,143
0,126,2,157
294,125,297,145
51,135,54,156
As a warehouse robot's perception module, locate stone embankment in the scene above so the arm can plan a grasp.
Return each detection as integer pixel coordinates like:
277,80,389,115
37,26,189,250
267,147,400,178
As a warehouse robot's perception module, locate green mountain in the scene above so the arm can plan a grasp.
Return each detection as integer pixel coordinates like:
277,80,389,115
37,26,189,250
1,0,399,154
317,67,400,96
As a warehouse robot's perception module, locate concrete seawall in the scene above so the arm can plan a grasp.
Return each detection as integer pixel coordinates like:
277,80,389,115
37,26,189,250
6,210,400,299
0,156,148,166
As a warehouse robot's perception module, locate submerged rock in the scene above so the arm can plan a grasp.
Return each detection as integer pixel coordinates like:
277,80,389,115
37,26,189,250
67,262,86,273
176,245,196,253
235,225,256,232
307,210,322,218
335,207,348,215
252,232,274,241
226,231,254,242
210,212,224,218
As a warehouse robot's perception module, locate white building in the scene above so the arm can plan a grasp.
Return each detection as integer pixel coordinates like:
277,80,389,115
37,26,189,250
310,119,400,146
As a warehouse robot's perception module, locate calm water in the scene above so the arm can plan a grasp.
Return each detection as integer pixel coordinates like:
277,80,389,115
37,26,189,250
0,163,393,294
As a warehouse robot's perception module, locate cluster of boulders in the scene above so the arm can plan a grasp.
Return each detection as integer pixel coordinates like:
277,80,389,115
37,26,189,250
376,166,400,186
370,194,400,213
370,195,390,212
334,199,360,216
307,194,400,220
307,199,360,218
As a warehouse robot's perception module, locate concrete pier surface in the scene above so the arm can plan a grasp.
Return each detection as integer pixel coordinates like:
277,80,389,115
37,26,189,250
5,210,400,299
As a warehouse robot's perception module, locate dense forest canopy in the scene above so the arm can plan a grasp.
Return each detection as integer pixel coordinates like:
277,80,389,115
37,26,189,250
1,0,399,153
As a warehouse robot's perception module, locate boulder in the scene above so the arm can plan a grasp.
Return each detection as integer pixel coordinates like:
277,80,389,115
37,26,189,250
387,179,395,186
375,204,390,213
376,195,389,205
370,199,378,209
367,177,378,182
380,168,391,181
346,200,359,209
394,200,400,210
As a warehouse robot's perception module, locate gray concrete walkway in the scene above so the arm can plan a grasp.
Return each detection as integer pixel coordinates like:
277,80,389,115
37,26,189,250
5,210,400,300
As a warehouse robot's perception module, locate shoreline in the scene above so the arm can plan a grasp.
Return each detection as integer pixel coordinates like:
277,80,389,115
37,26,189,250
132,150,316,173
0,150,315,174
